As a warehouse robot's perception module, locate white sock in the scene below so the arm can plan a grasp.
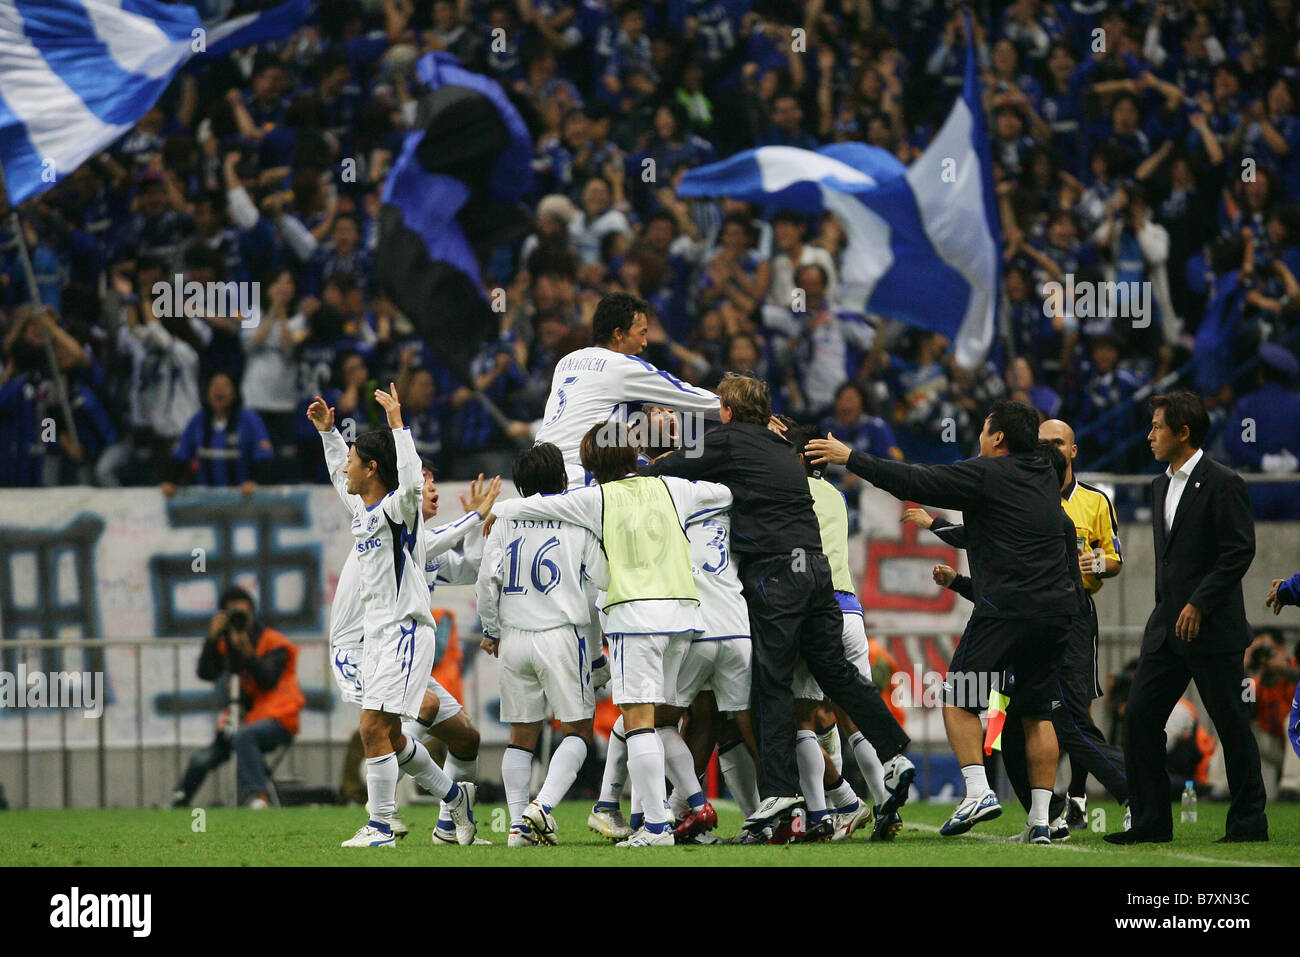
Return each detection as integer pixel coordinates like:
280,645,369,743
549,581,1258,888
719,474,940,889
444,750,478,784
625,728,669,829
396,737,455,800
818,725,843,775
826,776,860,812
629,782,642,822
537,735,587,810
401,719,433,747
365,753,399,831
1029,788,1052,827
795,730,829,820
501,745,533,827
439,749,478,826
718,742,759,818
960,763,990,799
657,726,705,811
597,715,628,807
848,731,887,806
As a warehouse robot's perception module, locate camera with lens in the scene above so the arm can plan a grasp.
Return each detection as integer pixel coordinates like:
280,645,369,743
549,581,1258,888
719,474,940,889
222,608,251,639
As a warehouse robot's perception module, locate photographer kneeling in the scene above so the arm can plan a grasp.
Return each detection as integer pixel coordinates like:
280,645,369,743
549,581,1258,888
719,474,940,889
171,587,305,808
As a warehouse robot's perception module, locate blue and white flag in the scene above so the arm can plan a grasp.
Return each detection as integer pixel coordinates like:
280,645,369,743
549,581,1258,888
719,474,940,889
0,0,309,205
374,52,534,384
679,14,1000,367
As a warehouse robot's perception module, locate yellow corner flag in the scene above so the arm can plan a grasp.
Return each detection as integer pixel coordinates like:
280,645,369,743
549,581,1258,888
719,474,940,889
984,690,1011,756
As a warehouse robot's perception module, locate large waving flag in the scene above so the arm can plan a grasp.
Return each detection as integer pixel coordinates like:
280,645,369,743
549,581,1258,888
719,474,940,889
678,13,1000,368
375,52,533,384
0,0,310,205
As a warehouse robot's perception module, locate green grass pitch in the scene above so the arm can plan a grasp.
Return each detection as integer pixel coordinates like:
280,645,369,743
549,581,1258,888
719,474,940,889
6,800,1300,866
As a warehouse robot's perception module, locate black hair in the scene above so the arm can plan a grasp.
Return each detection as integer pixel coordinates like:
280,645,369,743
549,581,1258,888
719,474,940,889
592,292,649,346
201,371,242,458
772,208,807,228
219,585,256,611
331,347,366,389
419,456,439,478
783,420,819,476
1034,438,1067,487
1150,390,1210,449
513,442,566,497
353,429,398,492
986,398,1040,454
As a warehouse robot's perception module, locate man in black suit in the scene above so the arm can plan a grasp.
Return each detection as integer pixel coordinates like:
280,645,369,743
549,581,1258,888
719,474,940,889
1105,391,1268,844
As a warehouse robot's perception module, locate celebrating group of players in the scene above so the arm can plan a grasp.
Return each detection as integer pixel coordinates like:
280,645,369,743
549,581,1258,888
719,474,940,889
313,291,1124,849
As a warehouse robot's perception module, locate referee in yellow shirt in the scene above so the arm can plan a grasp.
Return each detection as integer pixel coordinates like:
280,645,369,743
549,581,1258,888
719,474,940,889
1033,418,1128,830
923,419,1129,836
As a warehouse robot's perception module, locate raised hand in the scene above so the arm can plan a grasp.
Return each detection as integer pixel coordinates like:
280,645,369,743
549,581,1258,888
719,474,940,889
306,395,335,432
374,381,404,429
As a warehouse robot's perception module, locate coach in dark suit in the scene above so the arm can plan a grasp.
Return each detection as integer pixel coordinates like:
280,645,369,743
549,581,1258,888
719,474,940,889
1106,391,1268,844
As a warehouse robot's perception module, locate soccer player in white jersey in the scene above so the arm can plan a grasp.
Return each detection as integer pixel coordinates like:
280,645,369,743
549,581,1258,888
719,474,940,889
656,509,758,840
328,466,496,842
308,387,477,848
637,406,760,839
477,442,608,846
489,422,732,846
419,462,500,845
786,421,904,842
534,292,721,488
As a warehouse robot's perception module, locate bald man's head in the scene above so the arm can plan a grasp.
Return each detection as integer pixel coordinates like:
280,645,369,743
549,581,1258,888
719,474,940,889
1039,418,1077,464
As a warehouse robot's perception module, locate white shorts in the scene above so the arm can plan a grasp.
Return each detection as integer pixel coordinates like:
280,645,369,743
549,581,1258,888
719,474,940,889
333,635,459,722
793,612,871,701
499,623,595,724
420,677,464,727
331,638,364,706
361,617,438,719
671,638,752,712
607,633,691,706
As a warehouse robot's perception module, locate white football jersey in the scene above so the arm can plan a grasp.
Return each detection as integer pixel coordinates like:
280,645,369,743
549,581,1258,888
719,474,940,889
321,426,435,638
329,510,480,652
423,510,484,595
329,547,363,650
476,510,608,639
686,512,750,641
534,347,721,483
491,475,732,636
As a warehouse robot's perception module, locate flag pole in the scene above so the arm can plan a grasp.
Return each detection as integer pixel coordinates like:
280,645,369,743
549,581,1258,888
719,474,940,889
0,161,82,447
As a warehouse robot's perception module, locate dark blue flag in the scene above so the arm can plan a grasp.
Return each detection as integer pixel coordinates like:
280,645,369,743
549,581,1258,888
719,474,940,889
375,53,534,384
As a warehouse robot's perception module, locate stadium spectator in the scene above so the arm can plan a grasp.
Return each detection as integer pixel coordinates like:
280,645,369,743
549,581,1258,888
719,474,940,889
171,585,304,809
164,371,274,496
1,0,1298,525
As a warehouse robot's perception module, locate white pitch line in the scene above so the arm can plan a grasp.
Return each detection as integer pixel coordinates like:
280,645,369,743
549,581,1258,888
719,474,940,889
907,821,1278,867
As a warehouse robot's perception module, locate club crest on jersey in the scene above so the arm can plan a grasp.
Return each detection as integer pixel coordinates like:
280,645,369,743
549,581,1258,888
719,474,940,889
367,514,380,533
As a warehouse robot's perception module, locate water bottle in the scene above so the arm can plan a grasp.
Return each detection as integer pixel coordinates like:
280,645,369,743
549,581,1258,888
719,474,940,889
1181,781,1198,823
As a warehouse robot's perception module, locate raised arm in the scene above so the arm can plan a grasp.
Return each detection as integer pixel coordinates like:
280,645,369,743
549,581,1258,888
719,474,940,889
492,485,604,535
308,395,362,511
424,511,483,560
807,433,987,511
374,382,423,526
618,354,721,419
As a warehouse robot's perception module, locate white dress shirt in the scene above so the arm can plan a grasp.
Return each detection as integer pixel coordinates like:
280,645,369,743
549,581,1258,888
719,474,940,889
1163,447,1204,532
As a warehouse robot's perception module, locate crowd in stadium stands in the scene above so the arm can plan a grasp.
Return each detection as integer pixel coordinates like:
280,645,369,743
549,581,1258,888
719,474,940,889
4,0,1300,518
